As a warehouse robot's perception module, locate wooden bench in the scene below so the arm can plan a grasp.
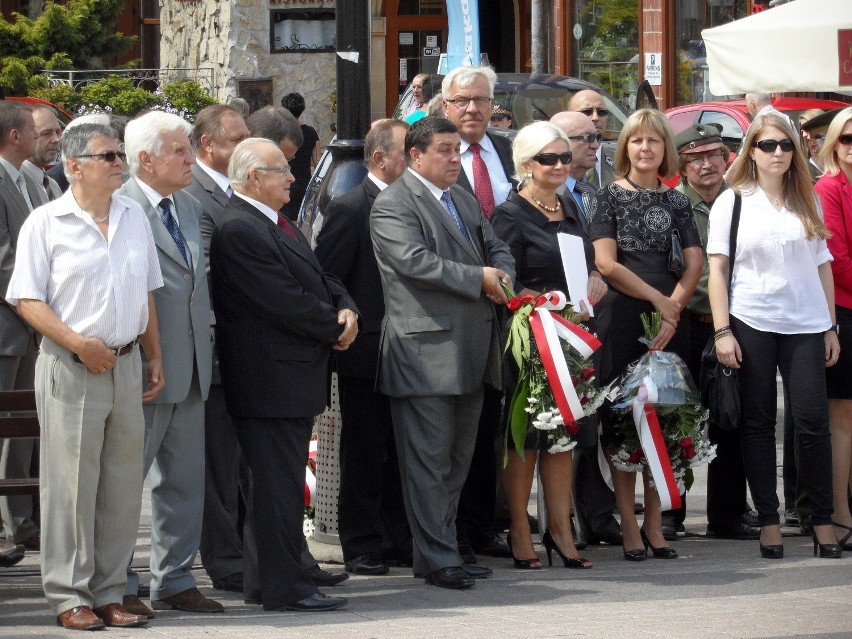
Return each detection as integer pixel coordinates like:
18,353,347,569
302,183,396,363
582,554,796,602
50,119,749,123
0,390,39,496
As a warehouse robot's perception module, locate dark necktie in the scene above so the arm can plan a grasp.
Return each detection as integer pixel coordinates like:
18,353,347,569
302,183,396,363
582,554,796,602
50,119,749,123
441,191,472,244
42,173,55,202
159,198,190,266
469,142,496,219
573,179,596,222
277,215,298,239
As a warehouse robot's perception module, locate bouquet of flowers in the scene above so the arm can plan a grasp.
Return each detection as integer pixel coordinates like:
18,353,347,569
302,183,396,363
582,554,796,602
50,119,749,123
502,286,605,462
607,313,715,508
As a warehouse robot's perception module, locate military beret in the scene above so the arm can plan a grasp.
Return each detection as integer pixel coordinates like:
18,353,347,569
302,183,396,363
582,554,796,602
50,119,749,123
675,123,723,154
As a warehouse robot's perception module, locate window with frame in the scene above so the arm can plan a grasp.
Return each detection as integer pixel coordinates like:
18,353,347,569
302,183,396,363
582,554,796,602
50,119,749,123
271,9,336,53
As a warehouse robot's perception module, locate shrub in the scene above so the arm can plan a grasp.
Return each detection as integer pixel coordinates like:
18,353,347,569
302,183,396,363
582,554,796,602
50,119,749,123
160,80,217,115
79,75,157,116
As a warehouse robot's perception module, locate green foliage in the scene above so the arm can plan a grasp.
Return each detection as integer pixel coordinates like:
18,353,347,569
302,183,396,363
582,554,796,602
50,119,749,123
0,59,30,96
160,80,217,114
29,83,83,113
79,75,157,116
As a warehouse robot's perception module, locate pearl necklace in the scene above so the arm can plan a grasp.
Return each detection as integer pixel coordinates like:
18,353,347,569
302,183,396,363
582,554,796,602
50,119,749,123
529,194,560,213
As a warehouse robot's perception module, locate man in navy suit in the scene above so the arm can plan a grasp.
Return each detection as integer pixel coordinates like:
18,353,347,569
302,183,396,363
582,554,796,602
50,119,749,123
314,119,411,575
211,138,358,612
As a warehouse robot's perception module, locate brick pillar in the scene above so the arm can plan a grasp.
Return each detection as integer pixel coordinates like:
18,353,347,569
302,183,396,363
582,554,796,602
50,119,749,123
639,0,674,111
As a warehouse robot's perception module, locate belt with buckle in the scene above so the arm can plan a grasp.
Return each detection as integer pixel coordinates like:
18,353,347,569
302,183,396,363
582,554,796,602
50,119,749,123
689,312,714,324
72,339,138,364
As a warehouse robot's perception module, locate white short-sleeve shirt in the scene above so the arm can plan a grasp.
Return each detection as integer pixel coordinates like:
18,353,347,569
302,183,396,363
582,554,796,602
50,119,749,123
707,187,832,334
6,189,163,347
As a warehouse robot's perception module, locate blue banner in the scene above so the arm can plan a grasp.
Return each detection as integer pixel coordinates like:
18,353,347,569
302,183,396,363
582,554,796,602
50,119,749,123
446,0,481,71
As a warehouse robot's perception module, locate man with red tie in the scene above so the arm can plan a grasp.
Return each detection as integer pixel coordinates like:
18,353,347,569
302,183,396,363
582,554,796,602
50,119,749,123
441,65,516,562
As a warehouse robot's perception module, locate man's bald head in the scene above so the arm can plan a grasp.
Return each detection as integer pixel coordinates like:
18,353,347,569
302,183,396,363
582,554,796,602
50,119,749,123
550,111,600,177
567,89,609,135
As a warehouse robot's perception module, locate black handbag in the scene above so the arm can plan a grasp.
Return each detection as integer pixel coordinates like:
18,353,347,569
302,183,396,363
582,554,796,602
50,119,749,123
668,229,684,278
698,194,742,430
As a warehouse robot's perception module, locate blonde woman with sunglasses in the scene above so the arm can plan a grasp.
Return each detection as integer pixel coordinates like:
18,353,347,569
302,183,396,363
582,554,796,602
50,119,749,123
708,112,841,560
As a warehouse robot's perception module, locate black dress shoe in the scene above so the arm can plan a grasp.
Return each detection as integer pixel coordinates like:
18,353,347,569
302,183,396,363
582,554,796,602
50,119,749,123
0,541,24,568
460,564,492,579
457,540,477,564
742,508,759,527
586,529,624,546
306,565,349,586
424,566,475,589
660,523,679,542
706,522,760,540
211,572,244,592
282,592,347,612
471,532,512,558
345,552,389,575
137,583,150,598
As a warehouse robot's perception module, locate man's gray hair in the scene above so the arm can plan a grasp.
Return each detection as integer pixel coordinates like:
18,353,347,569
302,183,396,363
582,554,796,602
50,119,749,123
124,111,192,177
60,123,118,183
228,137,279,186
442,66,497,99
245,106,304,149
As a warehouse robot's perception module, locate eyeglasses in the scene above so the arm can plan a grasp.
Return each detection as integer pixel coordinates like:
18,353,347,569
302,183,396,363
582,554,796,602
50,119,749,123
255,166,292,174
808,134,826,142
838,134,852,145
567,133,603,144
753,138,795,153
532,152,572,166
75,151,126,163
685,151,726,167
578,107,609,118
445,97,492,108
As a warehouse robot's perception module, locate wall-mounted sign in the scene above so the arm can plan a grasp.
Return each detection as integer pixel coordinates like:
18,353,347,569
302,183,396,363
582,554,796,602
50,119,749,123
426,35,438,47
644,52,662,86
424,47,440,56
399,32,414,46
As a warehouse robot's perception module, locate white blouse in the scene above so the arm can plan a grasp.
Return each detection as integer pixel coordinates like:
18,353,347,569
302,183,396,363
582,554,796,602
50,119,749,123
707,187,832,335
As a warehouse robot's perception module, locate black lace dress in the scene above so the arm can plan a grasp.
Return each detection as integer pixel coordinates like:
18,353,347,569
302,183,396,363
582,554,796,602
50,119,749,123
587,183,701,447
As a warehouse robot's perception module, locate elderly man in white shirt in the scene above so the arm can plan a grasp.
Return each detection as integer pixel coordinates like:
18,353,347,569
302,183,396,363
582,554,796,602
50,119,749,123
6,122,164,631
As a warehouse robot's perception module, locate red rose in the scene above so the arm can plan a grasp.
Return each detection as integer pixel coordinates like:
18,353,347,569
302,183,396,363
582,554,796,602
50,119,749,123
579,396,589,405
628,450,642,463
684,446,697,460
679,436,693,448
580,367,596,381
507,297,523,312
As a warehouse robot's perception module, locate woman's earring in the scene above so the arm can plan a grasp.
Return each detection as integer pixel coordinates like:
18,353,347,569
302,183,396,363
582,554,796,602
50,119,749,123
751,160,756,180
526,171,532,180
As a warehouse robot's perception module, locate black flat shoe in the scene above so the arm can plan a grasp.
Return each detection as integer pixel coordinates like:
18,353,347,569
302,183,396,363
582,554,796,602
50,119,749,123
759,543,784,559
424,566,475,589
640,528,678,559
542,530,592,568
282,592,347,612
832,521,852,551
812,531,842,558
306,565,349,586
622,546,647,561
506,533,542,570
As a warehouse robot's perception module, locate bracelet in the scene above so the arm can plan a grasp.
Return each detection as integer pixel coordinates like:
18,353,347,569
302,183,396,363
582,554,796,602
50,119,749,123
714,325,730,336
714,328,733,342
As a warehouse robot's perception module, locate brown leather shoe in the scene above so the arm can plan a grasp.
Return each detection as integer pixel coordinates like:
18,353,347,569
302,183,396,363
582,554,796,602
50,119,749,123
122,594,155,618
56,606,106,631
151,587,224,613
92,603,149,628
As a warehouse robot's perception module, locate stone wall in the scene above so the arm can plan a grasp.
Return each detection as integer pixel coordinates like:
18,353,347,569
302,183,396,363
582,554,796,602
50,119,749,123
161,0,337,146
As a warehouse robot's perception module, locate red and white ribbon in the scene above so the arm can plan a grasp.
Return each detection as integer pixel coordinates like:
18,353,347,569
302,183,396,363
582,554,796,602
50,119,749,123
632,378,682,511
529,291,602,426
305,438,317,507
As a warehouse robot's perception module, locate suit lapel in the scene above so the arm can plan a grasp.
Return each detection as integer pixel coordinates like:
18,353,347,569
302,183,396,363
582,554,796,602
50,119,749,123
0,164,32,216
192,164,229,209
122,179,188,269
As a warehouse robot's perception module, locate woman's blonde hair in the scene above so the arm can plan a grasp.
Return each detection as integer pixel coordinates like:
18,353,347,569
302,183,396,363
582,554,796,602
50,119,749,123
726,112,827,240
819,107,852,177
614,108,679,179
511,121,571,186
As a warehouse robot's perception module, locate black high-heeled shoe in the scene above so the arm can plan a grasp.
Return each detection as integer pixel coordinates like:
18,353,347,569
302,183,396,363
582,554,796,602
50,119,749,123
506,533,542,569
759,543,784,559
812,530,842,559
832,521,852,551
640,528,678,559
622,546,647,561
542,530,592,569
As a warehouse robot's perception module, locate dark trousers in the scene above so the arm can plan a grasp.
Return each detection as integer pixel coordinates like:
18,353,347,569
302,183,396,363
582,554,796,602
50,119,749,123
573,441,619,539
234,416,317,609
456,384,501,547
337,376,410,562
732,317,833,527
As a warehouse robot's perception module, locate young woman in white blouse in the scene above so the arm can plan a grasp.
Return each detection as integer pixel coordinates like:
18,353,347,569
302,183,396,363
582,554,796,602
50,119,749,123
707,112,842,560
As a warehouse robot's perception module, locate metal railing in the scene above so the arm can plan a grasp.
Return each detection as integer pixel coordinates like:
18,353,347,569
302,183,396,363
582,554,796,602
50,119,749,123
41,68,215,93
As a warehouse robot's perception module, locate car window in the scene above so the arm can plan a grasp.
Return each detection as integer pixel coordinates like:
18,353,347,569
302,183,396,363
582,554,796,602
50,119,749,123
298,148,334,247
698,110,744,153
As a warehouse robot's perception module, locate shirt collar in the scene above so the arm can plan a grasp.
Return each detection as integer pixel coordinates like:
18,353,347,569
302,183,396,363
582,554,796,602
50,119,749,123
196,159,231,195
407,167,445,201
0,156,22,183
460,133,496,156
367,171,390,191
134,177,173,213
233,191,280,225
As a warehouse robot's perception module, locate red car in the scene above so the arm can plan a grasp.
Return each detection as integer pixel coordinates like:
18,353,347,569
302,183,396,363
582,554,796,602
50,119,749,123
7,96,74,126
665,97,849,155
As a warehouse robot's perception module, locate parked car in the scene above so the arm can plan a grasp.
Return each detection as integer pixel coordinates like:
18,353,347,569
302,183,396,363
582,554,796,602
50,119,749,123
7,96,74,127
665,97,849,154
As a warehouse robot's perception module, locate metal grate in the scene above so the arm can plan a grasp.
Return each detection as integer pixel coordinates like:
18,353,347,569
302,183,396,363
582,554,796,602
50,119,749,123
313,373,342,543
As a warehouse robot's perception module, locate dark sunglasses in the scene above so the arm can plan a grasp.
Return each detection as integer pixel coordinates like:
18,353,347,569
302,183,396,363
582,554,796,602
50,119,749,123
75,151,127,163
752,139,795,153
568,133,603,144
839,134,852,145
578,107,609,117
532,151,572,166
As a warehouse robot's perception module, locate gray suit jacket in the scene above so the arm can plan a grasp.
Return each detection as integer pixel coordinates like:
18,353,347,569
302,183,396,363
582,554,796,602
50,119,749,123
370,170,515,398
0,163,46,356
117,179,212,404
588,142,617,189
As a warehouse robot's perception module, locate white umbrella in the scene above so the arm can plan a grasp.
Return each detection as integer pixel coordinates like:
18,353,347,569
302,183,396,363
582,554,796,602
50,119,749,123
702,0,852,95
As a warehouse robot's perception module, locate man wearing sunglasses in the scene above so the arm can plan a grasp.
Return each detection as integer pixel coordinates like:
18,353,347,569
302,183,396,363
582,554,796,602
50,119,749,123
117,111,220,616
441,65,515,563
567,90,616,189
551,111,601,228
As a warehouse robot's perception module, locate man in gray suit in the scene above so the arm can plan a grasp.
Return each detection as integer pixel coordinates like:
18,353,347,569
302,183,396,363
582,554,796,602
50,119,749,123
0,101,45,553
118,111,220,616
185,104,250,594
370,117,515,589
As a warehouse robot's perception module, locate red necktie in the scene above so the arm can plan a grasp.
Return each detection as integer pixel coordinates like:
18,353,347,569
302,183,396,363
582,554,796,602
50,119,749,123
469,143,496,219
277,215,298,239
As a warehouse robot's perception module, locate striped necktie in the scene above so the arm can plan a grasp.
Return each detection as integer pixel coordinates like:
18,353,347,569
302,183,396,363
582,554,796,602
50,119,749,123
441,191,472,244
159,198,190,266
573,179,596,222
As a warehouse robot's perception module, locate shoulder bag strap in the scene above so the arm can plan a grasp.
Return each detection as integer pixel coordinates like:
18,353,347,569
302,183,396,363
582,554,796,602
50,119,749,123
727,193,741,291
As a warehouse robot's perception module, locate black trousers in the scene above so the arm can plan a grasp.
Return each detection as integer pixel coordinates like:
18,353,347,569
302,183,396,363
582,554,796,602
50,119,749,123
234,415,317,609
337,376,410,562
732,317,833,527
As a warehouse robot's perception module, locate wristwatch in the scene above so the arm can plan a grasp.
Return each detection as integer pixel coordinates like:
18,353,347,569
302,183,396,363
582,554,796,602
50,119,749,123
827,324,840,335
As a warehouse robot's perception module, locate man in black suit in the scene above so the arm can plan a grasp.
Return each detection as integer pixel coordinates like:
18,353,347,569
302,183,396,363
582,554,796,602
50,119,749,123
441,65,514,561
314,119,411,575
210,137,358,612
185,104,250,594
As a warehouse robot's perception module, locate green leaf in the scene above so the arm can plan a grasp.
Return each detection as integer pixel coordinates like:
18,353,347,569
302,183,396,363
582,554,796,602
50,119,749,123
508,374,530,461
